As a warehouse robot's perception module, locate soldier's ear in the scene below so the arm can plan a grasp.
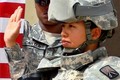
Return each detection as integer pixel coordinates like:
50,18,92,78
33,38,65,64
91,27,101,40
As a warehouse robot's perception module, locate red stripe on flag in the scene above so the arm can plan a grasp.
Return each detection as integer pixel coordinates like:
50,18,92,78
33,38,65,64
0,2,25,18
0,63,10,78
0,33,23,48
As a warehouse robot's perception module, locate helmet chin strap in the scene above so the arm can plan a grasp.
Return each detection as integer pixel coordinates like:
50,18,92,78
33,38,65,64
63,40,99,56
63,21,99,56
73,21,99,53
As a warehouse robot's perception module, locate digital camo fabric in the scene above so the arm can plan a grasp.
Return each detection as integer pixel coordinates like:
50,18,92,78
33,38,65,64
37,50,93,70
48,0,118,30
53,69,83,80
37,47,120,80
5,20,63,80
83,56,120,80
52,47,108,80
61,50,93,70
52,48,120,80
38,47,107,69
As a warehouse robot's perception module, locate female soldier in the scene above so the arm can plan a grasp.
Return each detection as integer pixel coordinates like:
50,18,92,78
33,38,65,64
48,0,120,80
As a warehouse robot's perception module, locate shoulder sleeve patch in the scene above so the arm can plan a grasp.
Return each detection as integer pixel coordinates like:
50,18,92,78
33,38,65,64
99,65,119,79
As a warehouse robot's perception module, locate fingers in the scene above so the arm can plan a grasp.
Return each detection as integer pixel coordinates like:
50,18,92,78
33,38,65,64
16,20,22,32
16,6,23,21
9,6,23,22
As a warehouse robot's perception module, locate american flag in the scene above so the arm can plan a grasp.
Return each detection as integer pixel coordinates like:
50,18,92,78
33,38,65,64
0,0,25,79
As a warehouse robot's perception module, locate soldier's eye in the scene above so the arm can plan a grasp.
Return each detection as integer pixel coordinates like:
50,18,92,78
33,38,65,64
35,0,50,6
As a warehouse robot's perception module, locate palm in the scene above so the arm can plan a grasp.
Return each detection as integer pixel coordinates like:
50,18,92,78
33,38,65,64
4,6,23,47
5,21,20,41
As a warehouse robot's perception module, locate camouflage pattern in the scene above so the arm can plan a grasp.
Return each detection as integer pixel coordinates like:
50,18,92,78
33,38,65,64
52,47,109,80
53,69,83,80
83,56,120,80
11,45,119,80
38,51,93,69
24,47,108,80
48,0,118,30
84,12,118,30
4,20,119,80
5,20,63,80
37,50,93,69
61,50,93,70
38,47,107,70
37,57,61,69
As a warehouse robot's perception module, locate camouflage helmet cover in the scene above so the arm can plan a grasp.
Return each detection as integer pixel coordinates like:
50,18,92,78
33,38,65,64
48,0,118,30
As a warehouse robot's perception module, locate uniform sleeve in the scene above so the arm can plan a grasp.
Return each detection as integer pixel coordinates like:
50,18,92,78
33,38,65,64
4,20,32,79
83,57,120,80
4,43,26,79
5,43,24,61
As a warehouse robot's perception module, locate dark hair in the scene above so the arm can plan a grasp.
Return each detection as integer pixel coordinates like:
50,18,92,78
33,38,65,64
86,20,115,42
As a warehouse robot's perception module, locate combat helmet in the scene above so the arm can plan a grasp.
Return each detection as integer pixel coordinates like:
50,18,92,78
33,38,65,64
48,0,118,53
48,0,118,30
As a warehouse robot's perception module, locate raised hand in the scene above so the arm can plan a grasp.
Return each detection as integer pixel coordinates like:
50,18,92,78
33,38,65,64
4,6,23,47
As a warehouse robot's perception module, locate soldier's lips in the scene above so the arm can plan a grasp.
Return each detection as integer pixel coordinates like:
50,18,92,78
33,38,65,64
61,40,71,47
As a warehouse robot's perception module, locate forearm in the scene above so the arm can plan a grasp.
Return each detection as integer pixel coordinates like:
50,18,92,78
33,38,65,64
5,43,24,61
4,43,26,79
4,40,16,48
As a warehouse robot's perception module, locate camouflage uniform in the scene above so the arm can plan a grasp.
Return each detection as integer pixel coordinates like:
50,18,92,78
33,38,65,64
47,0,120,80
5,20,63,80
49,47,120,80
83,56,120,80
33,46,118,80
52,47,108,80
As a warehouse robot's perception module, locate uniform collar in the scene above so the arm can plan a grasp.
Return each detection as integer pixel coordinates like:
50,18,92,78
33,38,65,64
30,23,62,47
61,47,108,70
37,47,108,70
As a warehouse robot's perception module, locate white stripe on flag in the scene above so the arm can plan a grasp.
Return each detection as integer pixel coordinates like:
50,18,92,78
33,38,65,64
0,48,8,63
0,78,11,80
0,18,24,33
0,48,11,79
0,0,25,3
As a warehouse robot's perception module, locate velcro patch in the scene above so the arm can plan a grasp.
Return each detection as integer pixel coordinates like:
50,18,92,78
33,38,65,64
100,65,119,79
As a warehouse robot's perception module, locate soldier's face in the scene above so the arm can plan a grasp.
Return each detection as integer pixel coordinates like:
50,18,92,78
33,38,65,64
35,0,58,26
61,21,87,48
